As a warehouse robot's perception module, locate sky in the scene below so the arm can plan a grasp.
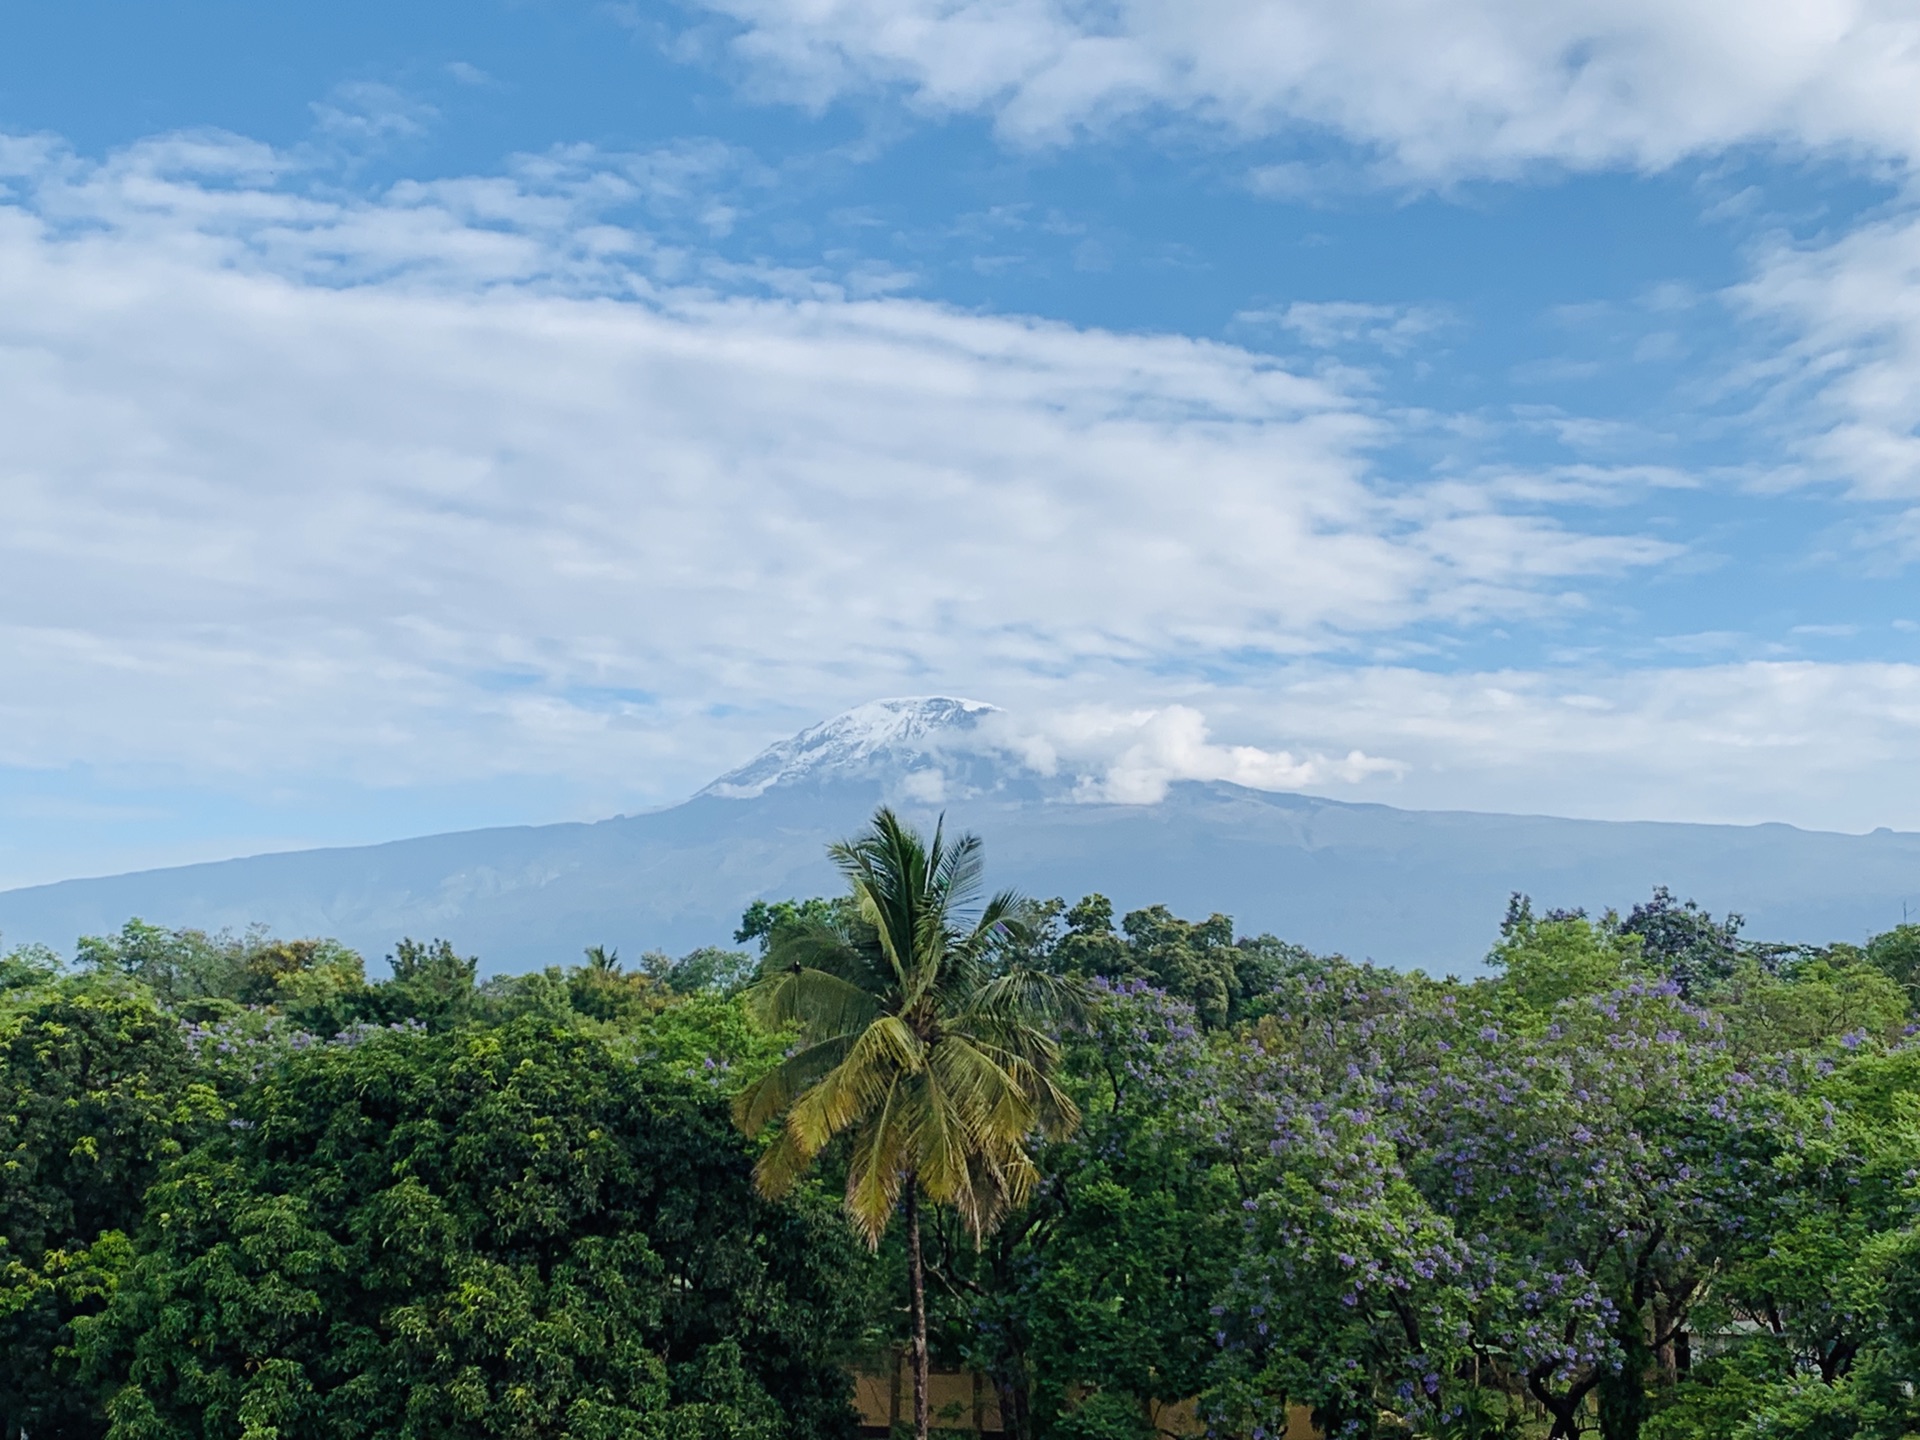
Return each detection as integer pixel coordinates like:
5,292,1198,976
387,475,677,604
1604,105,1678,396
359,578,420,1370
4,0,1920,888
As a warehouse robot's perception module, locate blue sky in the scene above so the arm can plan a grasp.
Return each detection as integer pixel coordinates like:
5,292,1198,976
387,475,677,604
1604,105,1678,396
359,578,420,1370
4,0,1920,888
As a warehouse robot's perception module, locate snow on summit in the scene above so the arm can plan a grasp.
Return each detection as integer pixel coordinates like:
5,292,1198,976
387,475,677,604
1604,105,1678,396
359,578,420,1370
699,698,999,799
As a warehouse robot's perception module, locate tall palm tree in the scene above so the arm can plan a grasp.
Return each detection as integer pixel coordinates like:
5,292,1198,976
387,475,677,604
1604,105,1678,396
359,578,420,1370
732,807,1082,1440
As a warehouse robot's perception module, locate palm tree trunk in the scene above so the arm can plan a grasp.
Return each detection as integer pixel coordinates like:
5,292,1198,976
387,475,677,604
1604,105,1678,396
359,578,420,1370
905,1178,930,1440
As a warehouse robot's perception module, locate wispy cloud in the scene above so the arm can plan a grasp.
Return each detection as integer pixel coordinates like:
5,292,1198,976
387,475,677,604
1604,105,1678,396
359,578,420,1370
311,81,439,147
445,62,495,88
1237,301,1450,355
1735,203,1920,506
688,0,1920,178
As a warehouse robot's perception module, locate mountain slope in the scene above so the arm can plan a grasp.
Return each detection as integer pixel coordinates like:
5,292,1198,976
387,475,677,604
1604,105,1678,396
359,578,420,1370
3,699,1918,972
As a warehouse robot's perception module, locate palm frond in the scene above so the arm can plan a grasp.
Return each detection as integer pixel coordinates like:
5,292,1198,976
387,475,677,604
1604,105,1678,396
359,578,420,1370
930,1035,1037,1149
731,1033,859,1136
931,827,987,915
741,963,885,1039
751,1117,816,1200
929,1027,1080,1155
834,813,924,993
909,1066,979,1219
965,968,1089,1029
962,1138,1039,1237
1003,1057,1082,1141
966,886,1025,945
762,917,886,988
844,1074,914,1245
919,889,1030,1005
782,1014,924,1152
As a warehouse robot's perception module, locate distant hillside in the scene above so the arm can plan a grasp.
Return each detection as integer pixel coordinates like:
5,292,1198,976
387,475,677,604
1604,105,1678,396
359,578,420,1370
4,699,1918,972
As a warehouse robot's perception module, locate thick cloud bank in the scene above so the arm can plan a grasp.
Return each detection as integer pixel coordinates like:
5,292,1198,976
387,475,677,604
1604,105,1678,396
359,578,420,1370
0,133,1661,790
5,129,1920,841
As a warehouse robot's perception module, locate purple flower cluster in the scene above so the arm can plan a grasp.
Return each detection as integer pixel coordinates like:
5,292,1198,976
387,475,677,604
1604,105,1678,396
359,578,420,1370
1199,964,1837,1425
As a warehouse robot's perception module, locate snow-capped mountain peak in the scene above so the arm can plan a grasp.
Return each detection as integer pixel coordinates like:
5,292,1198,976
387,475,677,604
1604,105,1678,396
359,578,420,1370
698,697,1001,799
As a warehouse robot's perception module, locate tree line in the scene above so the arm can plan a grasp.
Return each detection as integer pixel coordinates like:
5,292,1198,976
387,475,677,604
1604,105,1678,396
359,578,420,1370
3,808,1919,1440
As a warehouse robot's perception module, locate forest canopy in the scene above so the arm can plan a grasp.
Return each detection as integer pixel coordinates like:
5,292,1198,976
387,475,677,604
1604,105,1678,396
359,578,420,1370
3,849,1919,1440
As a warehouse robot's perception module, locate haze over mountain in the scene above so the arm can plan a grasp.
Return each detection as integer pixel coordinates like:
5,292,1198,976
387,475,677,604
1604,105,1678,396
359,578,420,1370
4,697,1918,975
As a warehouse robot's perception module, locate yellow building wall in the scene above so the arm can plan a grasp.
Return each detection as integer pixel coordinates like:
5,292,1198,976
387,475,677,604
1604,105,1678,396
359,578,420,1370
851,1358,1316,1440
854,1357,1002,1433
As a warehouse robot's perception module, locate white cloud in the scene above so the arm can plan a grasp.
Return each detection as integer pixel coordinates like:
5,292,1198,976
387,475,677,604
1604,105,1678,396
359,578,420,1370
0,132,1671,802
694,0,1920,178
14,129,1919,841
979,704,1404,803
1194,660,1920,832
1736,205,1920,507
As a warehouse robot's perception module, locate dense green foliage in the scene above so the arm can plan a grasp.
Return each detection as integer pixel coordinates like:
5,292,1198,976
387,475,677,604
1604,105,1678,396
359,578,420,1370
0,933,864,1440
3,851,1919,1440
0,979,221,1439
85,1020,867,1440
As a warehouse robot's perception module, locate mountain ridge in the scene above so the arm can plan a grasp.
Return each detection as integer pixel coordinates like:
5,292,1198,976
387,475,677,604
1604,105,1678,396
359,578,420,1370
4,700,1918,973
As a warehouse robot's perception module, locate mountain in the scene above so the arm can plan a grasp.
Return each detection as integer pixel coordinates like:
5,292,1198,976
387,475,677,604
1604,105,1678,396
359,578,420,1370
3,697,1919,974
696,696,1002,798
